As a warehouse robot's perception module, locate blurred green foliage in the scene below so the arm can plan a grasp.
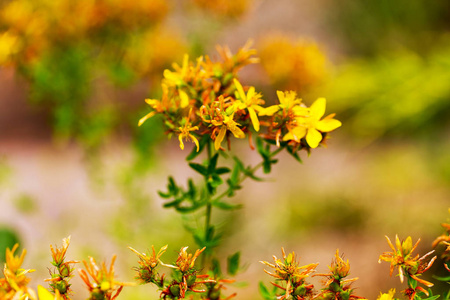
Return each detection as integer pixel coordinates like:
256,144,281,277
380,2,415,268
314,38,450,144
0,227,20,263
13,193,37,214
328,0,450,56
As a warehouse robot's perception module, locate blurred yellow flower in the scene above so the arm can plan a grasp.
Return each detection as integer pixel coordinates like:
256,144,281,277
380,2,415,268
259,34,327,93
192,0,251,18
377,289,396,300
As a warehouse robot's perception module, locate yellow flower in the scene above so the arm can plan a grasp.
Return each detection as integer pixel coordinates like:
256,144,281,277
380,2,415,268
378,235,436,287
163,54,189,87
38,285,61,300
138,84,170,126
260,248,318,300
233,78,264,131
0,31,20,64
175,247,205,273
1,244,36,300
178,109,200,151
291,98,341,148
213,112,245,150
259,90,302,117
377,289,396,300
78,256,133,300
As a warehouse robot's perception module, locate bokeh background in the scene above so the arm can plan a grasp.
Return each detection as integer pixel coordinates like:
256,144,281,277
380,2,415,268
1,0,450,299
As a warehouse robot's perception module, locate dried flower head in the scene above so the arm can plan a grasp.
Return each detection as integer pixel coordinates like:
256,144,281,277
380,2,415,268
45,236,78,299
78,256,132,300
379,235,436,289
129,245,168,285
260,248,318,299
0,244,36,300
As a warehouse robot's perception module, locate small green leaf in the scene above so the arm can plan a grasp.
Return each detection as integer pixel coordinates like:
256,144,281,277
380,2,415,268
168,176,179,194
208,153,219,174
163,198,183,208
287,147,303,163
211,258,222,277
256,136,266,156
433,274,450,281
227,252,240,276
212,200,243,210
259,282,276,300
158,190,172,198
263,160,271,174
215,167,231,175
189,163,208,176
230,161,241,184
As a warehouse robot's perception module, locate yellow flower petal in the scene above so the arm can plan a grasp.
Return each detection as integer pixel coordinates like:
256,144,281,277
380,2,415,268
228,123,245,139
233,78,246,102
309,97,326,119
282,131,295,142
259,105,280,116
138,111,156,126
306,128,322,148
191,135,200,152
316,119,342,132
292,126,307,140
276,90,285,104
38,285,54,300
178,134,185,150
248,107,260,132
215,126,227,150
179,90,189,108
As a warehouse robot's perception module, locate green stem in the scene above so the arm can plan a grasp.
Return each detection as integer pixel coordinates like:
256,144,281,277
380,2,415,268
202,140,214,268
212,145,283,203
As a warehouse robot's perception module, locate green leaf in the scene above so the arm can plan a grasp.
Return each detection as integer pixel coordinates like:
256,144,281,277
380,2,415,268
433,274,450,281
287,146,303,163
168,176,179,194
215,167,231,175
243,167,265,181
163,198,183,208
209,174,223,188
263,160,271,174
227,252,240,276
211,258,222,277
259,282,276,300
187,178,196,198
230,161,241,184
158,190,172,198
208,153,219,174
189,163,208,176
186,135,208,161
175,204,204,213
212,200,243,210
256,136,267,157
421,295,440,300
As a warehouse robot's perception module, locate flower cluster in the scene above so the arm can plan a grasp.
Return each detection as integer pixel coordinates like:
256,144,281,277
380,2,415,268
139,42,341,153
129,245,235,300
378,235,436,299
0,244,36,300
314,250,364,300
0,0,169,66
78,256,131,300
44,236,78,300
260,248,318,299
